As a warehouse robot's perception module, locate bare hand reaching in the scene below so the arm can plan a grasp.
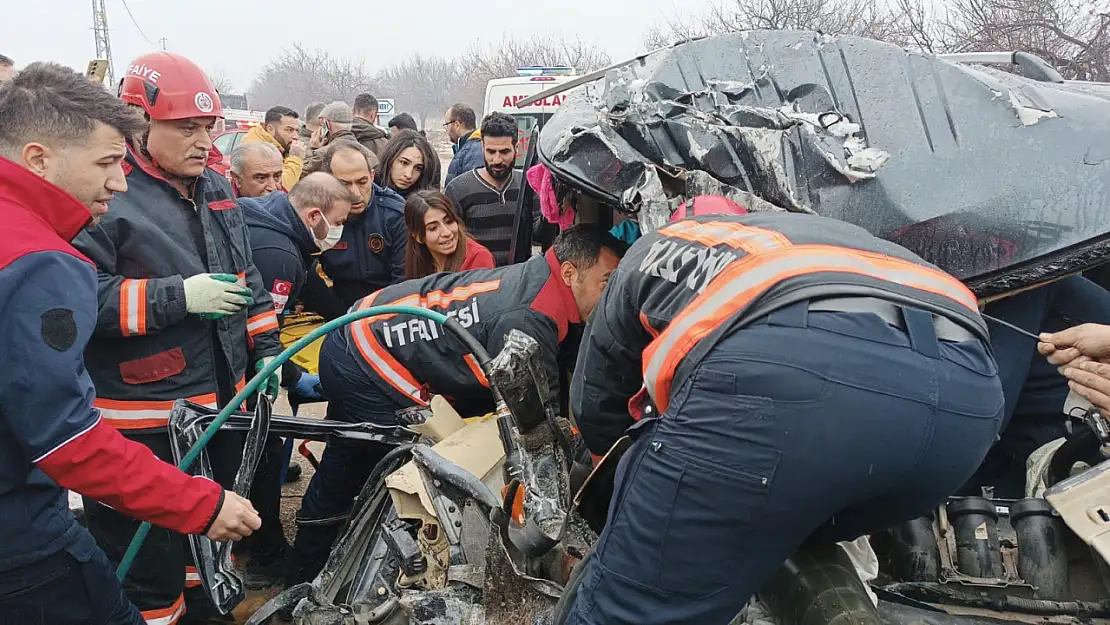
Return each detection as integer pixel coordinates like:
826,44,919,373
206,491,261,542
1037,323,1110,367
288,138,307,159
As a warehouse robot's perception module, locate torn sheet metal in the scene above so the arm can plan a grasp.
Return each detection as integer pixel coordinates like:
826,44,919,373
536,29,1110,298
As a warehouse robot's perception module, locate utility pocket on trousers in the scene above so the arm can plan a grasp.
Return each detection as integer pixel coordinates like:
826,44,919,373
601,440,780,598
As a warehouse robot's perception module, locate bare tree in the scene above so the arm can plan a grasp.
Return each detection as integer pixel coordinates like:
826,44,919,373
376,55,461,128
207,68,235,94
247,44,376,112
940,0,1110,80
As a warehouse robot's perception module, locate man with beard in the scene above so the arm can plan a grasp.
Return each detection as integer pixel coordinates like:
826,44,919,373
302,140,407,308
444,112,522,266
351,93,388,156
241,105,306,191
0,61,260,625
229,141,284,198
71,51,283,624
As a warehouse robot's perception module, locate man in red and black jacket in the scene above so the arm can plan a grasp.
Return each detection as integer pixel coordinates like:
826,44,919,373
0,63,260,625
288,224,625,584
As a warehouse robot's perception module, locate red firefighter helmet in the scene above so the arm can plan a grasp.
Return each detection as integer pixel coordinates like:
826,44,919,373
670,195,749,222
118,52,223,121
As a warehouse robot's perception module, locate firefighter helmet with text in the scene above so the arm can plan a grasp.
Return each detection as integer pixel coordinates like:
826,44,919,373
119,51,223,121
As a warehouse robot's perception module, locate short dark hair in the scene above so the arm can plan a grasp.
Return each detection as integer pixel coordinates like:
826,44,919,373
0,62,145,160
552,224,628,272
481,112,518,144
289,172,357,212
388,112,418,132
306,139,379,176
304,101,327,121
0,54,12,67
353,93,379,114
447,103,476,129
264,105,298,125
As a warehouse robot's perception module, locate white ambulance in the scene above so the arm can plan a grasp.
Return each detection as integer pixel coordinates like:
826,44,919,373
484,66,582,166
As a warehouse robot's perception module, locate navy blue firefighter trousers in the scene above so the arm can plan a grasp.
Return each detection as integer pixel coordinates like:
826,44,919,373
566,300,1005,625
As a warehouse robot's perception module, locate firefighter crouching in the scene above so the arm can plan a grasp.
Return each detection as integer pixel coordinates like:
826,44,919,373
288,225,626,584
565,197,1005,625
0,63,259,625
71,51,283,624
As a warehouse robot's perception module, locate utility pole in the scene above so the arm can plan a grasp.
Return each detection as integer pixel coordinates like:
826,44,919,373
158,37,167,51
91,0,115,85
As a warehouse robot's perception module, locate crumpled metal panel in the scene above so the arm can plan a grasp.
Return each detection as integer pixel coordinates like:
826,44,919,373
537,30,1110,297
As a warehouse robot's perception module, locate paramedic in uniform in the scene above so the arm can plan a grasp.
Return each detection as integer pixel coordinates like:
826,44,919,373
72,51,284,624
565,197,1005,625
289,225,626,583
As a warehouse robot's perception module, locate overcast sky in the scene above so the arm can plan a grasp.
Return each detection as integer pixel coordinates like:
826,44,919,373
1,0,708,91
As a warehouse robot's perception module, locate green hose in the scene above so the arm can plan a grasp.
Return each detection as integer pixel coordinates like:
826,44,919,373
116,305,450,581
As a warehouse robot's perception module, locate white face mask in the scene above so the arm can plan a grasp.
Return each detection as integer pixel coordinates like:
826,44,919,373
314,213,344,252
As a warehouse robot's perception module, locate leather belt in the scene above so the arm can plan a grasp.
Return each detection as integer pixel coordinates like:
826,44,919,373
807,296,978,343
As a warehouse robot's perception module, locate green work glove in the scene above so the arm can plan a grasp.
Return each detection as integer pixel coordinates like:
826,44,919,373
184,273,253,320
256,357,280,400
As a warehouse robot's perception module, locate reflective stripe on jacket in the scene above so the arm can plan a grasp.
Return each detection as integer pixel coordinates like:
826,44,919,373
72,149,283,430
338,250,579,412
571,212,989,456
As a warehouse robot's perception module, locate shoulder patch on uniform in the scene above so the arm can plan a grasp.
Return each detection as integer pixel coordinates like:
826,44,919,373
208,199,237,211
368,234,385,253
41,308,78,352
270,279,293,314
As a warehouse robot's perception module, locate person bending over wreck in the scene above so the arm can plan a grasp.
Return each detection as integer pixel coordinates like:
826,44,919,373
565,196,1004,625
289,225,624,584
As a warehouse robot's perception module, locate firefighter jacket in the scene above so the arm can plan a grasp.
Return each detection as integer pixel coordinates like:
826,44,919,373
318,183,407,307
241,191,316,322
571,212,990,456
71,149,284,431
0,158,223,573
337,249,580,413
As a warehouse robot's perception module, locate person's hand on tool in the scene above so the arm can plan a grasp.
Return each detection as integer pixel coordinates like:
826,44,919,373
256,356,280,400
183,273,253,318
288,138,307,160
1059,361,1110,414
206,491,262,542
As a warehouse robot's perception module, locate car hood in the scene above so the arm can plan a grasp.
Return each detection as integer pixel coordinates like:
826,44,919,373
536,30,1110,298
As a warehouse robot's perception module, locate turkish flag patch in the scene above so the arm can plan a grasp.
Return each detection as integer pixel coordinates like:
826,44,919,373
270,279,293,314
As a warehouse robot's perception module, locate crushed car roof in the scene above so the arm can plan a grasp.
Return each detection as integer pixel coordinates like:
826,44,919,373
536,30,1110,297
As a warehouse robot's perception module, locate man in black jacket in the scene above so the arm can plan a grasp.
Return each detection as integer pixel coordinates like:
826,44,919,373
289,225,625,584
240,172,354,587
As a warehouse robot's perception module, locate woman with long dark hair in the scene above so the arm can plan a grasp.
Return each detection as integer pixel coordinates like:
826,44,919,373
403,190,494,279
375,129,441,197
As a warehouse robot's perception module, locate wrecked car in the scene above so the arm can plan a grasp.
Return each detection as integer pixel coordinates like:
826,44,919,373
178,30,1110,625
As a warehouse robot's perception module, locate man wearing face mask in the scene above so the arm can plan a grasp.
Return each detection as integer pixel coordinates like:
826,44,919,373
302,140,407,309
239,172,354,588
71,51,283,623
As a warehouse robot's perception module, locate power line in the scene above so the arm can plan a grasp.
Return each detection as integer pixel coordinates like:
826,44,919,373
119,0,156,46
